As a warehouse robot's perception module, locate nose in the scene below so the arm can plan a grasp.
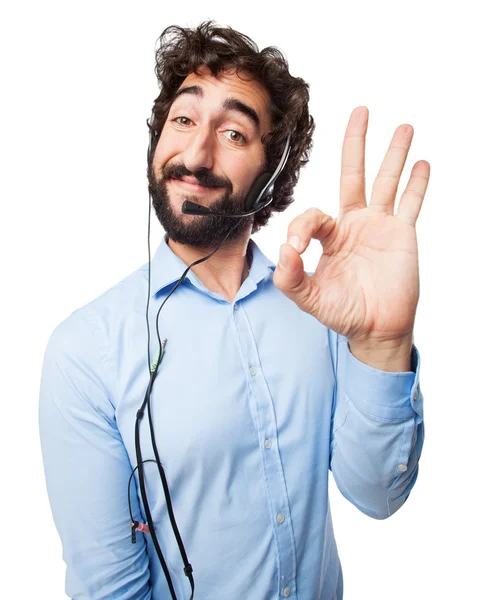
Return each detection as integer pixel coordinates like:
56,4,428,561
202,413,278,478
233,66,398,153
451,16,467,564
182,126,215,173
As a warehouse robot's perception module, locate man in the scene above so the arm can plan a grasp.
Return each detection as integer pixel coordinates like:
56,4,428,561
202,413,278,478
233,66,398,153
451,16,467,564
39,20,428,600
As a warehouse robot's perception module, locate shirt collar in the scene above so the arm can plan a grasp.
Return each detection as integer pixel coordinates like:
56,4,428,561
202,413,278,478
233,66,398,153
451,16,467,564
148,233,277,300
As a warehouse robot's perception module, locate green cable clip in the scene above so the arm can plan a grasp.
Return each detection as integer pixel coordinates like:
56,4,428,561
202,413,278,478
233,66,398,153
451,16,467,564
150,338,167,373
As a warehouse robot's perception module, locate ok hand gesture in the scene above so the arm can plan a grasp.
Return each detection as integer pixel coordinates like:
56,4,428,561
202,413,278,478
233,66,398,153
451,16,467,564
273,107,430,363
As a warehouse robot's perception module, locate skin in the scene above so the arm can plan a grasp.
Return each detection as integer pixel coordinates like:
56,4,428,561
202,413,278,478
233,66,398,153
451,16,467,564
273,107,431,371
151,66,272,302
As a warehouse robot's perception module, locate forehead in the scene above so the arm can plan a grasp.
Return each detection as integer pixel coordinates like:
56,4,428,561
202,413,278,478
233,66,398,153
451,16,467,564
174,67,271,131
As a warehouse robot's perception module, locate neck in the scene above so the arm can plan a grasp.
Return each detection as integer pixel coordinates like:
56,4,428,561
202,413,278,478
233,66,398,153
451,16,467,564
166,234,252,303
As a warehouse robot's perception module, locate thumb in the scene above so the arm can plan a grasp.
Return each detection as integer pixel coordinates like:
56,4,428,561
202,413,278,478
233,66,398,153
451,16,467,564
273,241,313,312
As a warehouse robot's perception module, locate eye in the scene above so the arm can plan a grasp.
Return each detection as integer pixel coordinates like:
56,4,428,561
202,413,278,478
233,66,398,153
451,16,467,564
172,116,193,126
225,130,247,144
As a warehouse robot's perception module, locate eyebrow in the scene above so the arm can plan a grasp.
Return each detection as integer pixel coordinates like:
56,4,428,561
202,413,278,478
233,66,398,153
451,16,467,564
172,85,260,130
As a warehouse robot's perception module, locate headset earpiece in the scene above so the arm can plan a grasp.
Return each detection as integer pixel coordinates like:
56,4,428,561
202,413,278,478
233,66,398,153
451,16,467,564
243,134,292,213
244,172,274,212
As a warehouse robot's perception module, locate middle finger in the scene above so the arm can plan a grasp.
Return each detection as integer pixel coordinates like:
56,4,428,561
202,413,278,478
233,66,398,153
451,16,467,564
370,124,414,214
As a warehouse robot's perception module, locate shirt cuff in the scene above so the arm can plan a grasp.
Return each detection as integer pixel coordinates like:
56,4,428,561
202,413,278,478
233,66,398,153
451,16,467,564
341,339,423,422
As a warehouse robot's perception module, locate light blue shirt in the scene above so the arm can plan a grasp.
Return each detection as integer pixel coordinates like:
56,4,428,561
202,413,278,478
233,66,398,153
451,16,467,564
39,233,424,600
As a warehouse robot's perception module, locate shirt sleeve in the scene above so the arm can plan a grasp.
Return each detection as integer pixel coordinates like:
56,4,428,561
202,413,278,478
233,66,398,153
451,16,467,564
38,308,152,599
328,330,424,520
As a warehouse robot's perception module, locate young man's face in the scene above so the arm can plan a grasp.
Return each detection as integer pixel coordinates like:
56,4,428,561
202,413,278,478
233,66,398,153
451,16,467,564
148,65,272,249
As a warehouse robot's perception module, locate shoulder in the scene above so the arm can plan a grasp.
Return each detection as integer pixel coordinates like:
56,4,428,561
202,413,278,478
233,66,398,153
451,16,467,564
54,261,149,337
44,261,149,375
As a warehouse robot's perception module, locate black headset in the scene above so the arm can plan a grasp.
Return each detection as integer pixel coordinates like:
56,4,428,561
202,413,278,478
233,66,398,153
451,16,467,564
128,111,292,600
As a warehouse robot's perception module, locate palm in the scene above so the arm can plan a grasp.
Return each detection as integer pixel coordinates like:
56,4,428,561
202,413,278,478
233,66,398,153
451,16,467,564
274,106,430,344
310,207,418,342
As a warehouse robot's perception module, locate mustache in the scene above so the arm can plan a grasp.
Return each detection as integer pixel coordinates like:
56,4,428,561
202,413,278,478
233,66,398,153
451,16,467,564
161,163,233,192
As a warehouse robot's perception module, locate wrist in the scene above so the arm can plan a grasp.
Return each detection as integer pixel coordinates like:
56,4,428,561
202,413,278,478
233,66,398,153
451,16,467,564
348,334,414,372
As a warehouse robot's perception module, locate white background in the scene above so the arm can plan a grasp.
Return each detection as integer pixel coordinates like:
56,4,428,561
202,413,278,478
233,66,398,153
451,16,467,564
1,1,478,598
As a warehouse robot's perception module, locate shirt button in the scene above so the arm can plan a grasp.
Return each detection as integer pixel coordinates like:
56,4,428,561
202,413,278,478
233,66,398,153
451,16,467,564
249,366,256,376
276,513,285,524
233,303,239,311
283,586,291,597
398,464,408,472
264,439,272,449
413,388,418,400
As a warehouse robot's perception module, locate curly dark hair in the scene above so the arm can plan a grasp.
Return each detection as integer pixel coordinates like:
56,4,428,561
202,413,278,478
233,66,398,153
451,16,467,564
149,20,315,234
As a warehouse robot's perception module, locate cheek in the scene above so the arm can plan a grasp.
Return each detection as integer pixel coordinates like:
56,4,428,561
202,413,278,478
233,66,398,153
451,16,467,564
227,159,262,196
152,130,182,174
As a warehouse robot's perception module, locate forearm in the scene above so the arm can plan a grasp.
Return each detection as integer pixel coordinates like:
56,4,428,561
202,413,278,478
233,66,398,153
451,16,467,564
331,400,423,519
329,331,424,519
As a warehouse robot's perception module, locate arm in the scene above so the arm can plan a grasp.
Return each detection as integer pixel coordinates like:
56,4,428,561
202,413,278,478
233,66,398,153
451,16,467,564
39,309,152,599
328,330,424,520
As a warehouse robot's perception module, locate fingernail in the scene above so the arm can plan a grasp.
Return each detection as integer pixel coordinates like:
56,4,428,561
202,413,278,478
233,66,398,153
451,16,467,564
279,245,288,268
287,236,301,252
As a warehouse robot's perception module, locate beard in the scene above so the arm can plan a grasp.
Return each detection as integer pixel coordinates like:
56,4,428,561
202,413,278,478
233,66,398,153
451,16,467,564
147,161,255,250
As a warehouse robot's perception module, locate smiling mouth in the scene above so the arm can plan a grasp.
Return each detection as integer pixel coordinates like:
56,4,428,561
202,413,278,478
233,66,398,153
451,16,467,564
170,178,222,193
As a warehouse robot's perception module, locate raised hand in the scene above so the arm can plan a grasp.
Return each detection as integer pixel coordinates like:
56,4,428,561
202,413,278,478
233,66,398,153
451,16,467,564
273,107,430,369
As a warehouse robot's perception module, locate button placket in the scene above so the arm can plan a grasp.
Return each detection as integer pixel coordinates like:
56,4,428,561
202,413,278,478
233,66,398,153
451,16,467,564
233,303,297,594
